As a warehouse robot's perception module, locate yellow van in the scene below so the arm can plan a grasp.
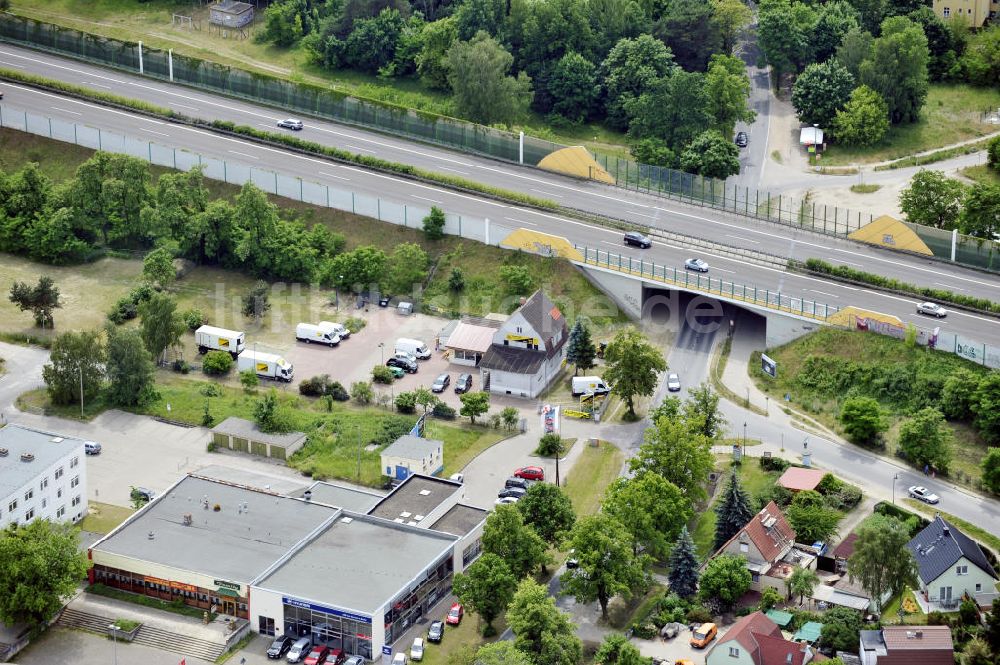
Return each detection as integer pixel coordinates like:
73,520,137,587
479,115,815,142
690,622,718,648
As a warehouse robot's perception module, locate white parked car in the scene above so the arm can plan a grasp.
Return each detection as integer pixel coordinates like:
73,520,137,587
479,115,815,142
916,302,947,318
495,496,519,507
909,485,940,504
410,637,424,661
392,653,407,665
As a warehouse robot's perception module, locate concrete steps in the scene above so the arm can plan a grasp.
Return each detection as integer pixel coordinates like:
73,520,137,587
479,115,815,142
58,607,227,662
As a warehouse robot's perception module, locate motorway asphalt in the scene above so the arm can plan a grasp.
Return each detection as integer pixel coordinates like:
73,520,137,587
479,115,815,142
0,45,999,343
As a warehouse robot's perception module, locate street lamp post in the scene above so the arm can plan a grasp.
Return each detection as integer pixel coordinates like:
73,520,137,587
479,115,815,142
109,624,120,665
742,421,747,458
379,342,385,365
78,365,84,418
892,473,899,504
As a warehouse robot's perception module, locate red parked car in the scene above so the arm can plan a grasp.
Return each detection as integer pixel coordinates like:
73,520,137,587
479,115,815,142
514,466,544,481
326,649,346,665
446,603,464,625
303,646,331,665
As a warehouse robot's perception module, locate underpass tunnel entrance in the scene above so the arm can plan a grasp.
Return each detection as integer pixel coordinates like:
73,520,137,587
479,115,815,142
640,287,767,352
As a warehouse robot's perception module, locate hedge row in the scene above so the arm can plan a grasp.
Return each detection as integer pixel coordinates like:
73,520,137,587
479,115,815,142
800,258,1000,315
0,68,557,211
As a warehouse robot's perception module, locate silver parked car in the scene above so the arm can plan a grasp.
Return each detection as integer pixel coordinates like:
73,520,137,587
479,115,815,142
908,485,940,504
684,258,710,273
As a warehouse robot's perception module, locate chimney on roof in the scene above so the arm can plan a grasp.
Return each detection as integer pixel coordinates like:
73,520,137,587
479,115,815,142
304,490,312,502
802,644,813,665
786,653,793,665
915,630,923,639
942,525,950,536
520,296,527,305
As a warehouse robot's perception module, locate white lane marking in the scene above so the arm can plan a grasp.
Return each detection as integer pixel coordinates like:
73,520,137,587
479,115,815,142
809,289,840,298
935,282,965,291
319,171,350,181
505,217,538,227
170,103,199,111
710,267,736,274
831,258,864,267
141,128,170,137
439,167,470,175
228,150,259,159
632,212,657,219
7,82,168,125
859,289,996,324
601,241,624,247
51,106,81,115
726,234,760,244
347,145,374,154
413,195,443,204
303,123,476,167
531,189,563,198
85,81,112,89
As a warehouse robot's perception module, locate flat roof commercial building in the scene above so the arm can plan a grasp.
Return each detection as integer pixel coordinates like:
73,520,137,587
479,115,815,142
88,472,485,661
0,424,88,528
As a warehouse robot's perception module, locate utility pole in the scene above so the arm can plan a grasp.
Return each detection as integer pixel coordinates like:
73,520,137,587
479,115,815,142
355,425,363,481
79,365,84,418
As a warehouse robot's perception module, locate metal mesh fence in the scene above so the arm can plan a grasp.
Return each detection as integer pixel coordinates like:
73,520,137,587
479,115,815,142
905,220,1000,272
0,14,565,166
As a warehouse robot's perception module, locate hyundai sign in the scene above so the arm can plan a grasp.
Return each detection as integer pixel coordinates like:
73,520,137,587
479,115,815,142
761,354,777,378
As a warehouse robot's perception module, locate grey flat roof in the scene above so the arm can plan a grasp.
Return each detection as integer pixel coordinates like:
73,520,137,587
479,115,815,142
0,424,85,499
93,476,336,583
193,465,312,497
367,475,462,523
430,504,488,537
300,481,384,513
257,515,456,614
382,435,442,461
212,417,306,448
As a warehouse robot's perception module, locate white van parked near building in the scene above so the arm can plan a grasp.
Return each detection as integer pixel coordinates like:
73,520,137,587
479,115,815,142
396,338,431,360
295,323,340,347
318,320,350,340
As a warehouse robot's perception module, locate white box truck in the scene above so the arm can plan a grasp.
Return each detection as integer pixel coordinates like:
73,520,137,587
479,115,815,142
318,321,350,340
238,350,294,382
571,376,610,396
195,325,246,358
395,338,431,360
296,323,340,346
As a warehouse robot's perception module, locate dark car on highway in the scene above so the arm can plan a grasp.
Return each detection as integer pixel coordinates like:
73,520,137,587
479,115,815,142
624,231,652,248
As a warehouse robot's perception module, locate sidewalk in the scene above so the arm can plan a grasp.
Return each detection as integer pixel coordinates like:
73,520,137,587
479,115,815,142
66,591,235,644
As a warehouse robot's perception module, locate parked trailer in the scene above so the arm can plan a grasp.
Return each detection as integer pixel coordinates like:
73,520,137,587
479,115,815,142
237,350,294,382
195,325,246,358
296,323,340,347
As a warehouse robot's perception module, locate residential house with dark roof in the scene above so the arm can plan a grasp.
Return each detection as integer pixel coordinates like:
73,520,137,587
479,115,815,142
714,502,817,593
859,626,953,665
905,515,998,610
706,611,815,665
478,290,568,398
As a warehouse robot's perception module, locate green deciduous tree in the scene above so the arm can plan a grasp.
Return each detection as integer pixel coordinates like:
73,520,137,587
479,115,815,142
705,54,755,137
499,264,534,295
859,16,929,124
898,407,953,472
848,513,918,613
560,514,649,620
142,247,176,288
604,473,691,558
787,567,820,605
713,471,754,551
654,0,722,71
9,276,62,328
820,606,864,653
42,330,105,407
386,242,429,294
832,85,889,146
667,526,700,599
452,553,518,635
344,8,406,73
791,60,855,128
836,27,875,79
972,372,1000,443
685,382,726,439
960,184,1000,241
459,391,490,424
787,501,841,543
594,633,646,665
960,25,1000,87
448,32,533,127
711,0,752,53
565,320,596,375
233,182,279,274
699,553,751,609
517,482,576,547
422,206,446,240
0,520,88,626
840,395,887,445
899,170,967,230
105,325,157,407
626,70,711,154
454,0,506,40
630,414,714,501
679,130,741,180
601,35,675,131
813,1,860,64
474,642,534,665
253,389,289,433
506,579,582,665
983,447,1000,494
325,246,387,292
602,327,667,418
416,17,456,89
940,368,982,420
482,504,549,579
547,52,600,123
139,292,184,364
757,0,817,79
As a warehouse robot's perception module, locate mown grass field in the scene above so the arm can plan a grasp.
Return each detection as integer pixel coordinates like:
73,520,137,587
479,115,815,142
0,128,626,346
960,164,1000,186
750,328,992,486
822,85,1000,165
9,0,630,155
564,441,624,517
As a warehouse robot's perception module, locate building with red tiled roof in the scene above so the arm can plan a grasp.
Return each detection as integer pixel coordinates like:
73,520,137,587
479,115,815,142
777,467,827,492
707,611,816,665
859,626,954,665
714,502,816,592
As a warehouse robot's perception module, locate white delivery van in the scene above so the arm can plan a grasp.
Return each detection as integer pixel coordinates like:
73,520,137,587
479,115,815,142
295,322,340,347
318,320,350,340
395,338,431,360
237,350,294,382
195,325,246,358
571,376,610,396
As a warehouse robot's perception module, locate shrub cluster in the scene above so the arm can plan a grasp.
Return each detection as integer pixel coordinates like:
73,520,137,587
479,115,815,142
298,375,350,400
107,283,155,324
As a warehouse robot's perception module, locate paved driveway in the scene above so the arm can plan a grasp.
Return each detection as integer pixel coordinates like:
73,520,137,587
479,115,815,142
0,341,49,413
